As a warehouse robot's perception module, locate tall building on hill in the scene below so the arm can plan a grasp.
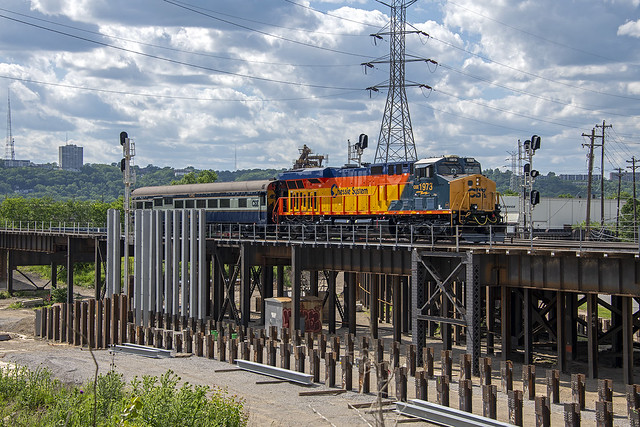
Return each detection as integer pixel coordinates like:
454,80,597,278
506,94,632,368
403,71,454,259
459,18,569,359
59,144,83,170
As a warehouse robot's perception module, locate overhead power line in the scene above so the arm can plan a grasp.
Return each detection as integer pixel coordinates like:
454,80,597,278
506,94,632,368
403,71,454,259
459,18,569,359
162,0,374,59
443,0,625,63
0,13,363,91
0,7,359,68
0,74,358,103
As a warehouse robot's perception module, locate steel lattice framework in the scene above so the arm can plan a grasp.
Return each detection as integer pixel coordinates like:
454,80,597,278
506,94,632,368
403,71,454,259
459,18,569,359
373,0,418,164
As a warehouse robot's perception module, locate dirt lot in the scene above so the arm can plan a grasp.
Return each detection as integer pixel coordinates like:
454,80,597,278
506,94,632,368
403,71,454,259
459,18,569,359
0,274,636,426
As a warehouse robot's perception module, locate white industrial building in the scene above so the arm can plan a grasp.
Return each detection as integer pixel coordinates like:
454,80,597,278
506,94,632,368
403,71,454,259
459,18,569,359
501,196,621,229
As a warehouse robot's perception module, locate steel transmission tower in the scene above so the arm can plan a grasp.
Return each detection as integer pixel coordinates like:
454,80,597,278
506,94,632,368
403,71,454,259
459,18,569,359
5,90,14,161
370,0,421,164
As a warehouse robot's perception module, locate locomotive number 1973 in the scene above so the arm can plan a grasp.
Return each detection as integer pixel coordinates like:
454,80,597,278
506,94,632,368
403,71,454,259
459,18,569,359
418,182,433,192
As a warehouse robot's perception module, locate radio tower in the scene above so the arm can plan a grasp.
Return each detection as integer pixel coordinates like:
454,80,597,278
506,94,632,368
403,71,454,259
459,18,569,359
5,90,14,161
370,0,419,164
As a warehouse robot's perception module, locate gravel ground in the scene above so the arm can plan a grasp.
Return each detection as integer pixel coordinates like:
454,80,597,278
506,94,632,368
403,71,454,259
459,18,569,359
0,274,636,426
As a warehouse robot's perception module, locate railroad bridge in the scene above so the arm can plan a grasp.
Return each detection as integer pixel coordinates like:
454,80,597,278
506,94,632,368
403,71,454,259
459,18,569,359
1,211,639,384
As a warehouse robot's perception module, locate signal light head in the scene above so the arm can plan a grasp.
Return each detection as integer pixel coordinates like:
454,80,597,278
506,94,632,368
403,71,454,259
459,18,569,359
120,131,128,146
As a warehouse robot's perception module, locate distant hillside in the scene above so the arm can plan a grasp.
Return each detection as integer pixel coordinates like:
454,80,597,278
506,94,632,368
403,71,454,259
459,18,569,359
0,164,286,202
483,169,635,200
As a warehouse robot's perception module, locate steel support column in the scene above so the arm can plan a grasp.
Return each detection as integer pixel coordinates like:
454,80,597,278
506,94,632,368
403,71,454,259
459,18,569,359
197,211,207,321
291,246,302,332
328,270,337,334
465,252,481,375
393,275,401,342
370,273,379,339
264,265,274,322
51,262,57,290
6,250,12,294
133,210,142,325
567,293,578,360
164,211,173,319
611,296,623,353
486,285,495,355
587,293,599,378
500,285,511,361
212,251,222,322
412,251,427,365
556,291,567,372
94,239,101,300
523,288,533,366
0,249,6,289
276,265,284,297
189,210,198,320
171,210,181,322
348,272,356,335
343,272,351,329
622,295,634,384
66,237,75,304
240,244,252,329
401,276,409,334
309,270,318,297
442,287,452,351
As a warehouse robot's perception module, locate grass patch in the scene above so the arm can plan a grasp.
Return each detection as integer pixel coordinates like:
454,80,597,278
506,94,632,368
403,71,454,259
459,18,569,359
578,302,612,320
7,301,23,310
0,364,248,426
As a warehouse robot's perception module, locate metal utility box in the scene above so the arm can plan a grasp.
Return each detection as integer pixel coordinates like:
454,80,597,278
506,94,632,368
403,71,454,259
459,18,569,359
265,297,289,336
264,296,324,335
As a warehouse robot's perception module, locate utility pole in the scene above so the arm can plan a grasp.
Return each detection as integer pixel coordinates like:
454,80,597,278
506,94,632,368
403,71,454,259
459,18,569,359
507,150,518,192
595,120,612,223
614,167,623,237
582,128,596,236
627,157,638,241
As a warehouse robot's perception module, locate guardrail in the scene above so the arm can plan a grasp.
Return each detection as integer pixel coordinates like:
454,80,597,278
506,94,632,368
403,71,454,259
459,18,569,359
0,220,107,236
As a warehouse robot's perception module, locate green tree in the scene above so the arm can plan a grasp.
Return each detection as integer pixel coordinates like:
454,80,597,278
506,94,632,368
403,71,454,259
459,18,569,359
171,169,218,185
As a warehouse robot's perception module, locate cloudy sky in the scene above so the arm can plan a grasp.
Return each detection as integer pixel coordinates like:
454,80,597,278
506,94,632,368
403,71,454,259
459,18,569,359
0,0,639,175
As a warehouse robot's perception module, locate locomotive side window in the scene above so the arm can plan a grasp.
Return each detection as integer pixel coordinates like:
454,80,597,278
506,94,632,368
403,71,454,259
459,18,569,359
144,201,153,209
371,165,384,175
287,181,297,190
296,180,304,189
136,201,144,209
163,197,173,206
260,195,266,206
175,200,184,209
415,166,433,178
196,200,206,208
207,199,218,208
185,200,195,209
220,199,230,208
238,198,247,208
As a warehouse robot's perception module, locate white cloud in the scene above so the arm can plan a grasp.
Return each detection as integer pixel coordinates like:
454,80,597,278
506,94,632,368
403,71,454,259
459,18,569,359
618,19,640,37
0,0,636,175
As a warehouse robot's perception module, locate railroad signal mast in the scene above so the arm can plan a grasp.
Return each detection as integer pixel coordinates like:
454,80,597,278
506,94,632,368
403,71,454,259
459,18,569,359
120,131,135,287
521,135,541,239
347,134,368,166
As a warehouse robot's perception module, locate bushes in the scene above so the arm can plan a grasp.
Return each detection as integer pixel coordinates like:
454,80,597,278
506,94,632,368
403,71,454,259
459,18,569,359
0,365,248,427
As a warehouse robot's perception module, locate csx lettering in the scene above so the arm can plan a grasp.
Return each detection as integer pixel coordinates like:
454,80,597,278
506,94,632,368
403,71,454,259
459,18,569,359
468,188,486,198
